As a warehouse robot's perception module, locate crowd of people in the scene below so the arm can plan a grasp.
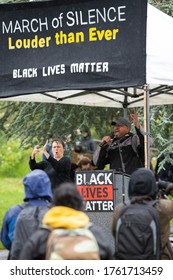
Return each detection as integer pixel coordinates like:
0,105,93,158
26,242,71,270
1,114,173,260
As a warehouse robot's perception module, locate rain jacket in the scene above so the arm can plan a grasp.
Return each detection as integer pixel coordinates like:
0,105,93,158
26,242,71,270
0,169,52,251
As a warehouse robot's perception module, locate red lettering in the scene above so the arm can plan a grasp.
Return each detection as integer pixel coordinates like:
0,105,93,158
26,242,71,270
77,185,113,200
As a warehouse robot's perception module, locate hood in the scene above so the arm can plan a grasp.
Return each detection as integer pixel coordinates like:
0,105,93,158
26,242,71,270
128,168,158,199
43,206,89,229
23,169,52,202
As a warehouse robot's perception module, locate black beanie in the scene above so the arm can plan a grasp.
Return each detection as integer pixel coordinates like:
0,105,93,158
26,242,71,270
128,168,158,199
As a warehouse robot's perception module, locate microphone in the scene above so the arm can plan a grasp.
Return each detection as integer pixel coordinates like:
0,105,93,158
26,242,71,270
99,140,108,148
99,132,114,148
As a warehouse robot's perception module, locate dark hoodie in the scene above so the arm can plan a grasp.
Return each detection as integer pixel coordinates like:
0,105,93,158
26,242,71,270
0,170,52,251
128,168,158,200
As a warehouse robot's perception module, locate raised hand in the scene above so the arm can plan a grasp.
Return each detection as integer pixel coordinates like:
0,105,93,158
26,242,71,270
31,145,40,159
130,110,140,129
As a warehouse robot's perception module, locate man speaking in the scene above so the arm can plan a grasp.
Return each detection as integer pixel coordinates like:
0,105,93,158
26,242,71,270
93,113,148,175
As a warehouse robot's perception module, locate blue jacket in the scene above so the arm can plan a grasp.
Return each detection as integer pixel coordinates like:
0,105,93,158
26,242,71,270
0,169,52,250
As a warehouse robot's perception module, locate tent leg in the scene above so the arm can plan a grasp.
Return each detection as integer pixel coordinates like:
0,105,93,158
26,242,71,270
123,107,128,118
123,89,128,118
143,84,150,168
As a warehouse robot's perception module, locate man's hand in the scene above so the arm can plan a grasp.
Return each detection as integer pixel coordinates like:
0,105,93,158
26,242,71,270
102,136,112,143
130,111,140,129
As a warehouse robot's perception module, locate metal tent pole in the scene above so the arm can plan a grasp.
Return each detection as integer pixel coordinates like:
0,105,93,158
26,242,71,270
123,88,128,118
143,84,150,168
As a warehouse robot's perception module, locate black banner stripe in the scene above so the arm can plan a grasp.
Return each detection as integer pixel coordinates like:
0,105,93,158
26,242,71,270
0,0,147,97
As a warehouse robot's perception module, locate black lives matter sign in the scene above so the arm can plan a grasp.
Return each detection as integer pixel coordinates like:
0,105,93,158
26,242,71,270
76,170,115,212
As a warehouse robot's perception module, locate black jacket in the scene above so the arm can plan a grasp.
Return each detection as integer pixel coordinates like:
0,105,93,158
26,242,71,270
29,156,71,189
93,128,144,175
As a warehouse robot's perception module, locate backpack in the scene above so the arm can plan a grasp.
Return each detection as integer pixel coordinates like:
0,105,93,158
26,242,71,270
10,203,51,260
45,223,100,260
114,200,161,260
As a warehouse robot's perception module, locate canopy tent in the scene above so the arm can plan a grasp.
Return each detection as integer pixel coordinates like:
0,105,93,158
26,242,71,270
0,1,173,166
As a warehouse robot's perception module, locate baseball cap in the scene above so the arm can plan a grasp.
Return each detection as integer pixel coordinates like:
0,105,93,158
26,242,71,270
111,118,131,129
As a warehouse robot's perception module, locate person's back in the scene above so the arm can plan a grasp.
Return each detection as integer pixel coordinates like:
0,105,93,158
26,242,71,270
112,168,173,260
114,199,161,259
8,169,52,259
19,182,113,260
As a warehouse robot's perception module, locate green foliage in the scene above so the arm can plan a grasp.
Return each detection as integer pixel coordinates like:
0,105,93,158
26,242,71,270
0,101,122,148
0,101,173,162
150,105,173,158
0,135,31,177
149,0,173,17
136,105,173,157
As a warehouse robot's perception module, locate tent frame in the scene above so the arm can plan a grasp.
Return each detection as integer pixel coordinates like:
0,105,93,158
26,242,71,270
25,85,173,108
